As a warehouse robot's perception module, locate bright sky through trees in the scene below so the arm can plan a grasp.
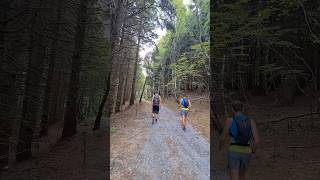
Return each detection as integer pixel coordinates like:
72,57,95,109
140,0,190,76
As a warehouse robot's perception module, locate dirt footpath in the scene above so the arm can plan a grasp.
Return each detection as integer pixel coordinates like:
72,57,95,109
111,102,210,180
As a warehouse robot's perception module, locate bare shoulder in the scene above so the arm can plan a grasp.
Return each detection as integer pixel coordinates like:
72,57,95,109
225,117,232,126
250,118,257,123
250,119,258,127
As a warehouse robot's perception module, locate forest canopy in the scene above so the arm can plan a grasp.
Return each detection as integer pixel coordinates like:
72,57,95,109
146,0,210,99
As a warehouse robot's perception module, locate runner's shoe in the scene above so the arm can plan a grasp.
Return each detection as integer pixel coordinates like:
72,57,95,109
182,125,186,131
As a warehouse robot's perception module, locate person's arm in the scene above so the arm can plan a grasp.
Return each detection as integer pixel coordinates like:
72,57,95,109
159,96,162,107
218,118,232,150
251,119,260,153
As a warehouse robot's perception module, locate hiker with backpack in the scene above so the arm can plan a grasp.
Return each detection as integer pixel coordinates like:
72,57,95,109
218,101,260,180
180,94,191,131
152,92,161,124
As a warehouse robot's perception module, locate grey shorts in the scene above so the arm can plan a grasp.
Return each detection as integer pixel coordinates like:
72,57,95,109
181,109,188,117
227,151,251,170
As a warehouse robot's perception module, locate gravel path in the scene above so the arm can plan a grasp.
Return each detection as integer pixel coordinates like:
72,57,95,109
131,106,210,180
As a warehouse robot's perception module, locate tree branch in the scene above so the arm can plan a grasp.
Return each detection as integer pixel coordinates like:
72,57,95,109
258,112,318,126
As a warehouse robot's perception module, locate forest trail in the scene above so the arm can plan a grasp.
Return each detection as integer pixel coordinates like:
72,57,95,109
111,102,210,180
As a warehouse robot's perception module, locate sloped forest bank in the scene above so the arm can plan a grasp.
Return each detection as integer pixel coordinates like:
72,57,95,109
1,118,107,180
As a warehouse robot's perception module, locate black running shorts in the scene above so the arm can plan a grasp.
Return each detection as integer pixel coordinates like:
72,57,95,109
152,105,159,114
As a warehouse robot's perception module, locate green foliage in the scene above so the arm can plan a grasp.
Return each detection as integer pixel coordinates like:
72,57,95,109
111,127,117,135
211,0,319,94
149,0,210,94
190,41,209,64
172,0,188,37
171,55,202,79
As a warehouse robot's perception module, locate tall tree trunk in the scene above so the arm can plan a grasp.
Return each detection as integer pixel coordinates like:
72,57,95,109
109,60,121,114
164,59,169,99
130,0,144,105
209,57,223,135
115,65,125,112
129,28,142,105
122,58,130,105
111,21,127,113
93,0,124,130
139,77,147,103
62,0,89,139
8,72,26,166
195,0,202,43
17,32,46,161
93,73,111,130
0,0,11,167
16,0,47,161
40,0,63,137
314,46,319,92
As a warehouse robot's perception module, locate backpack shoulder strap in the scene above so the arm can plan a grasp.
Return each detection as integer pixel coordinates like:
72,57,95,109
229,117,238,139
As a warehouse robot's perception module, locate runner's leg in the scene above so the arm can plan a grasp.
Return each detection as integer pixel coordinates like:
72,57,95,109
239,153,250,180
239,169,246,180
182,111,186,130
180,112,184,128
156,106,159,122
182,115,184,127
183,110,188,128
228,151,242,180
152,106,155,118
230,169,239,180
152,106,155,124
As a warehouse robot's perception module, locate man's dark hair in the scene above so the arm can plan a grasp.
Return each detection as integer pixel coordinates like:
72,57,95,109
232,101,243,112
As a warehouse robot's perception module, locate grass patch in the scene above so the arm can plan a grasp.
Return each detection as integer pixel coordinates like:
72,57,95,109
111,127,117,136
200,118,209,122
